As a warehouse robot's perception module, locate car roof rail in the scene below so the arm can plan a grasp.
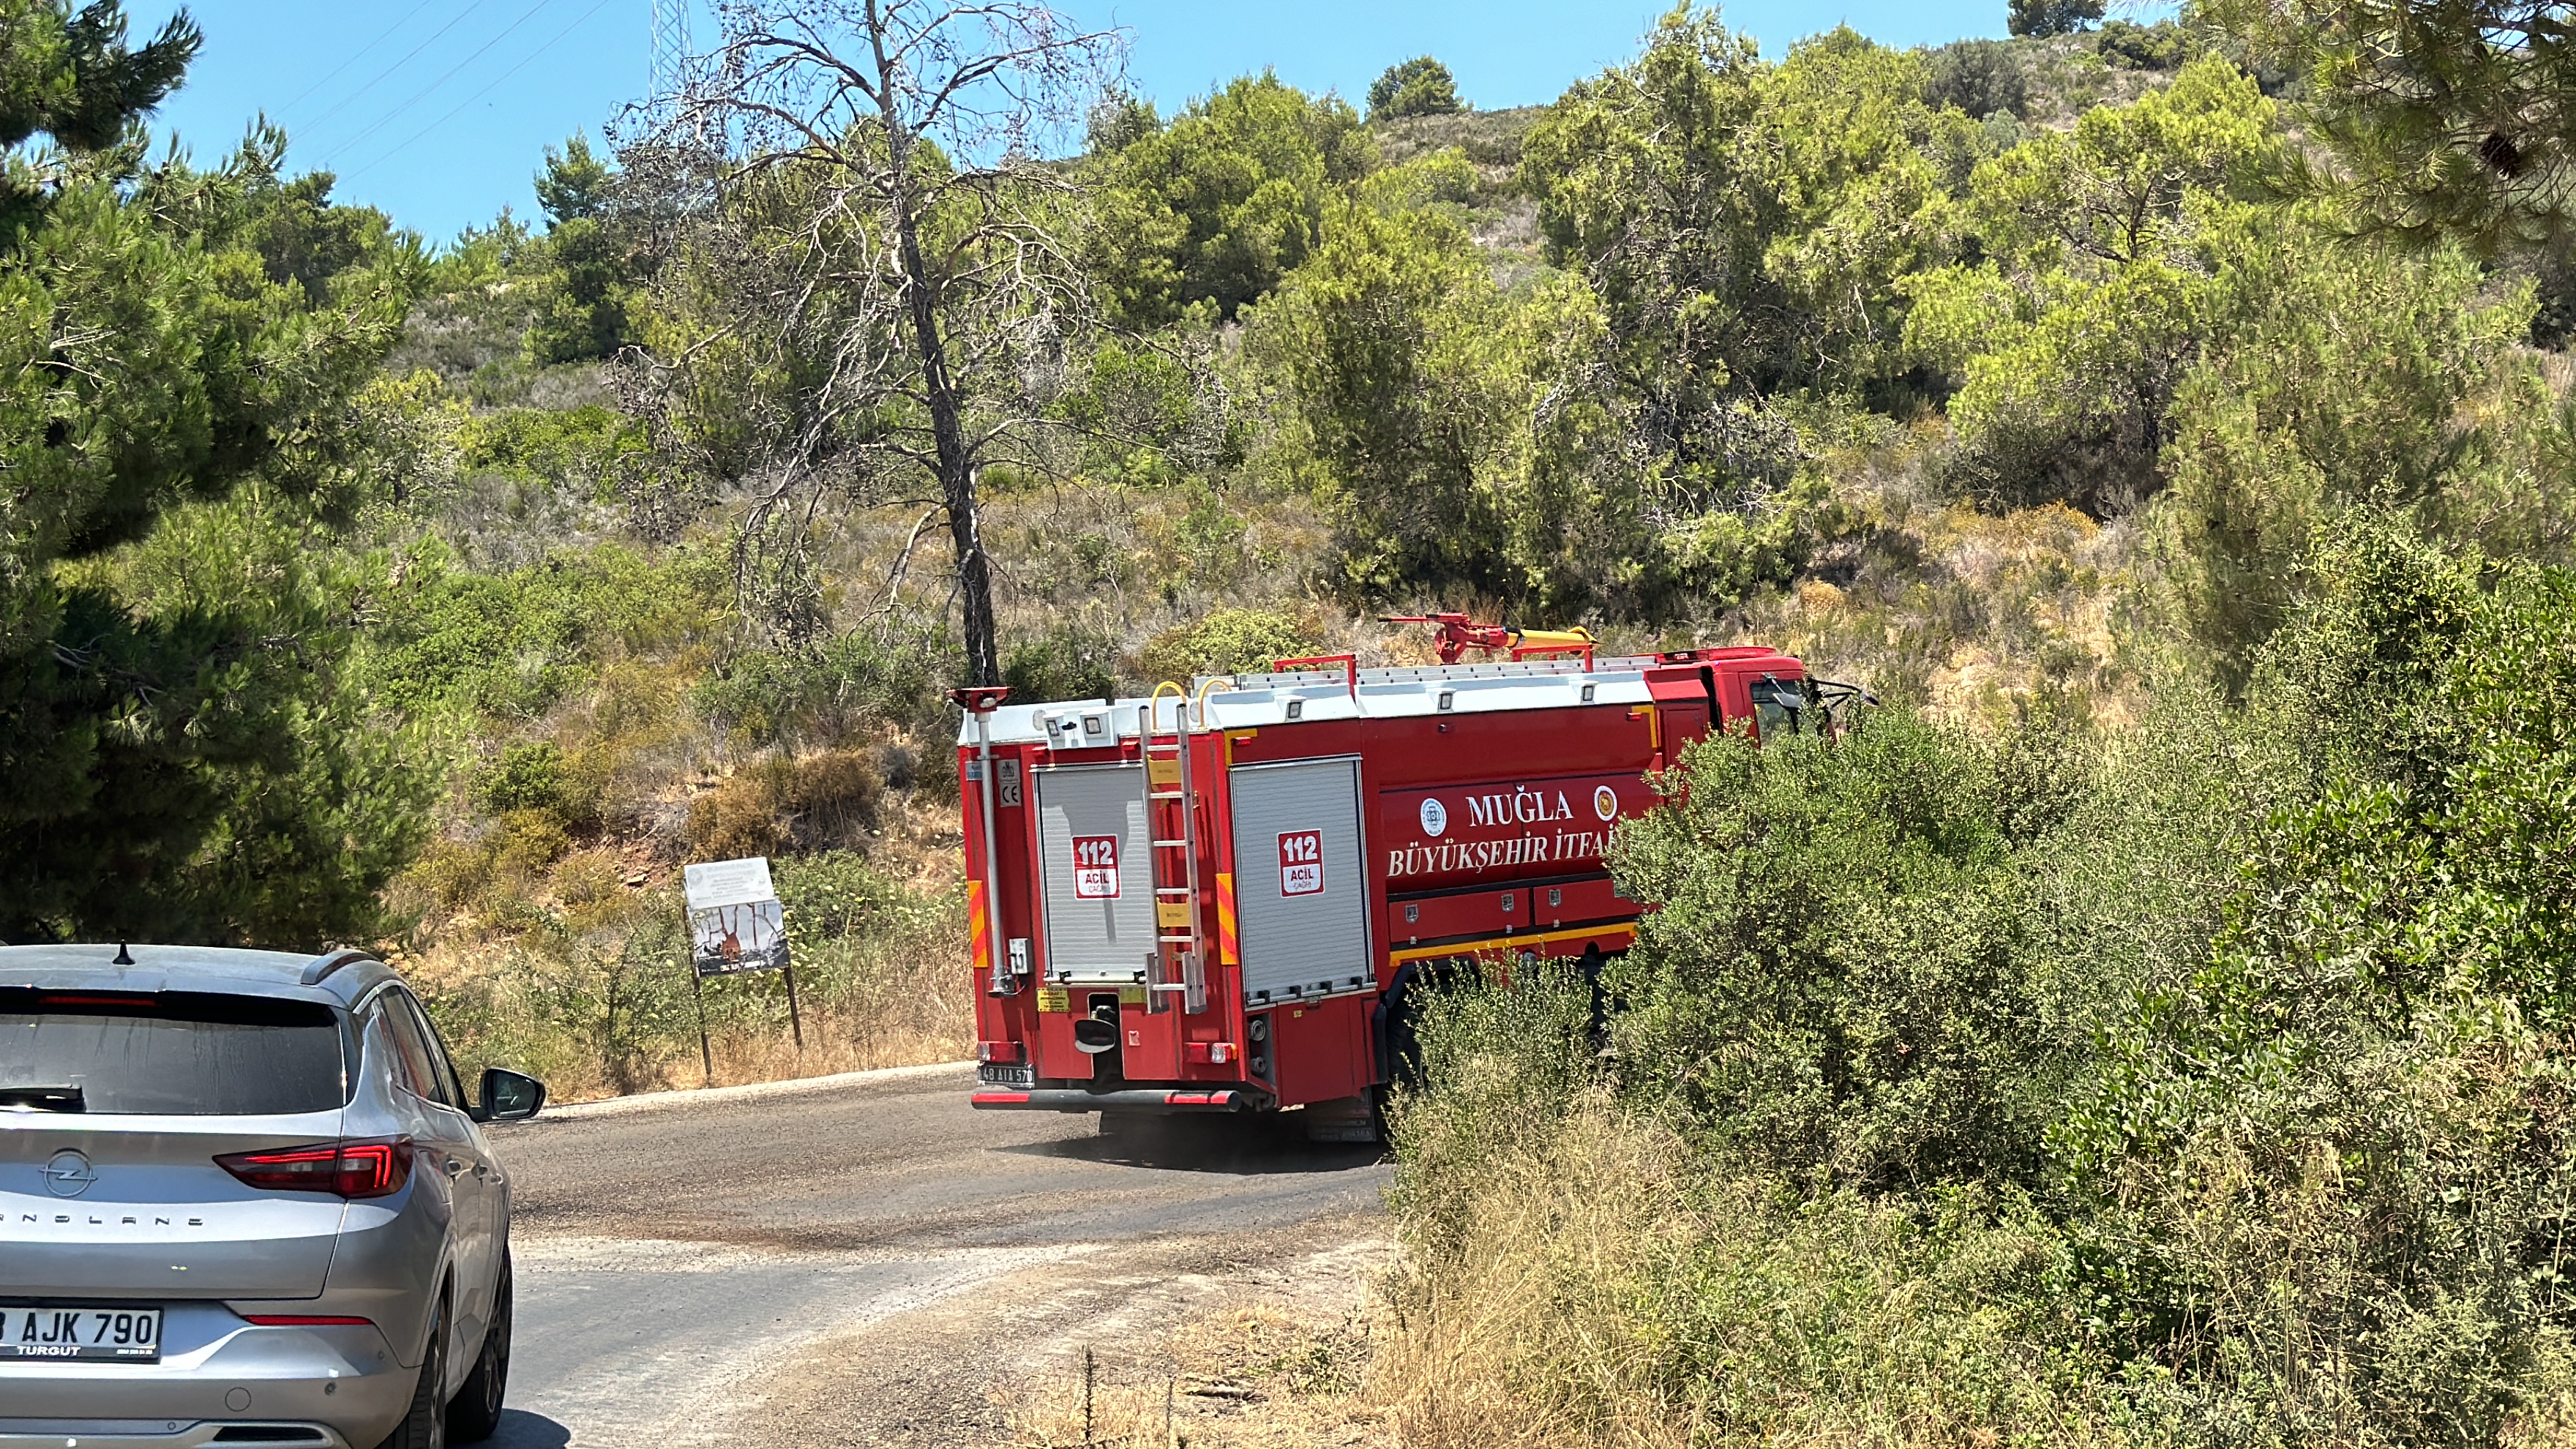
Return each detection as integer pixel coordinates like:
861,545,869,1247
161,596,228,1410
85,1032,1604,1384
301,948,380,986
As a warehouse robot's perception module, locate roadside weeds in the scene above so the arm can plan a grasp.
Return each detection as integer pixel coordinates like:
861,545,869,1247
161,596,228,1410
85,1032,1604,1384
996,1306,1391,1449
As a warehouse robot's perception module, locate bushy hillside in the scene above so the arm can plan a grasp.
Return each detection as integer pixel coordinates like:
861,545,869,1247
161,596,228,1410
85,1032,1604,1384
361,4,2562,1115
22,10,2576,1430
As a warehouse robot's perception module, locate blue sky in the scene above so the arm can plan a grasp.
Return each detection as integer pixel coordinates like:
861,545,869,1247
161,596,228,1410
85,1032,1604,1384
126,0,2030,244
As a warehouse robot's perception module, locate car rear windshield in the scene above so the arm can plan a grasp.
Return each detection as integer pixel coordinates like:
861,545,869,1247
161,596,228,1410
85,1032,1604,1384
0,989,352,1115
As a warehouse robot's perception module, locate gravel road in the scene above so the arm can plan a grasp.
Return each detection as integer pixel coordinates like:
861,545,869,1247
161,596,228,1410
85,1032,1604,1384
478,1063,1393,1448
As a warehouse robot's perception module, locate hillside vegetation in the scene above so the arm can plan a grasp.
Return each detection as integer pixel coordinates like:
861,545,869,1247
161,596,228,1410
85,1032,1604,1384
15,0,2576,1434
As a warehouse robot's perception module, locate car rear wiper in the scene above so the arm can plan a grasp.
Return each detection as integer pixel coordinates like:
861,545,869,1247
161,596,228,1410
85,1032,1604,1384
0,1085,85,1112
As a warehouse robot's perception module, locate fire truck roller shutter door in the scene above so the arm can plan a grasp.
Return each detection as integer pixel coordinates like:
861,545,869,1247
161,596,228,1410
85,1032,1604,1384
1229,757,1370,1004
1035,763,1157,977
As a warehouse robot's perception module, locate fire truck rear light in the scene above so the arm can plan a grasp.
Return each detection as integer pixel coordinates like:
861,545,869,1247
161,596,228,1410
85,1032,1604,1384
1184,1041,1237,1065
977,1041,1025,1064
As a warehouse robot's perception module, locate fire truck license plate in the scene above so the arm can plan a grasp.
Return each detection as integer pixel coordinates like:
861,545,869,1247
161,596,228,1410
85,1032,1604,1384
1278,830,1325,896
1071,835,1120,898
0,1304,160,1361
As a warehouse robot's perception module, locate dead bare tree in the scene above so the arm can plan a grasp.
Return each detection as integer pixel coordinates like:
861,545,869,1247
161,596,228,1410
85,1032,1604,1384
633,0,1122,686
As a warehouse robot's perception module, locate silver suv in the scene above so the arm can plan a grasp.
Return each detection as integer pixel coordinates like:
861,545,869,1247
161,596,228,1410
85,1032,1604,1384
0,944,544,1449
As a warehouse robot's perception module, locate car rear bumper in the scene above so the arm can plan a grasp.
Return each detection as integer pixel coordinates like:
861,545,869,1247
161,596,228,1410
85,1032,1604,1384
0,1422,355,1448
0,1312,409,1449
970,1087,1251,1112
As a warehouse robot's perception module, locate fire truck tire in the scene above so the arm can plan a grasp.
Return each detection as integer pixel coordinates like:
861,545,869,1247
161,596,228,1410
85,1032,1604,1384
1379,967,1451,1096
1376,946,1615,1095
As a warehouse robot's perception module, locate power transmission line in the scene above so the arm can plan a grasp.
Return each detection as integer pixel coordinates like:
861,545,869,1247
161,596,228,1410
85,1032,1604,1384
276,0,441,121
341,0,624,186
299,0,498,137
325,0,570,168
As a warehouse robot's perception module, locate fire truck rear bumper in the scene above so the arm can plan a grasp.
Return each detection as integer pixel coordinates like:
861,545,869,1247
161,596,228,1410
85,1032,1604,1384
970,1087,1251,1113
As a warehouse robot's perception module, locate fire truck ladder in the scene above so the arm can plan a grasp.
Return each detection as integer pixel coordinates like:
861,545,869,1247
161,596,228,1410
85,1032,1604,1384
1144,683,1209,1014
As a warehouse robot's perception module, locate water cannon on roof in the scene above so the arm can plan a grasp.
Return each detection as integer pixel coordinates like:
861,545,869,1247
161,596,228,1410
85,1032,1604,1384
1379,613,1595,666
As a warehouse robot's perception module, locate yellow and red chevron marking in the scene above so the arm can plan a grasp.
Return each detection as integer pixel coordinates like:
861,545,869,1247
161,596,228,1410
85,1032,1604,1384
1216,872,1240,965
967,878,992,970
1385,921,1636,968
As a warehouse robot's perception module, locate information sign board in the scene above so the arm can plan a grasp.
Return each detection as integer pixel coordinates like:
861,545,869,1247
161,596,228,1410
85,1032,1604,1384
684,856,790,977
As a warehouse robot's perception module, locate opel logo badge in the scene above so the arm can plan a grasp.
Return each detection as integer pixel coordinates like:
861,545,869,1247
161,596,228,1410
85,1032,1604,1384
42,1149,95,1198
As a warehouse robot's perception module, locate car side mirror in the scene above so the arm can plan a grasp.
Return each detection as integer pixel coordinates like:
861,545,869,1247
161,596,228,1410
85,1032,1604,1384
473,1068,546,1123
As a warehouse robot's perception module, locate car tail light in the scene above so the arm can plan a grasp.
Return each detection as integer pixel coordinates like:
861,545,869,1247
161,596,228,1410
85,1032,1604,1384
216,1139,413,1199
977,1040,1025,1064
241,1315,375,1327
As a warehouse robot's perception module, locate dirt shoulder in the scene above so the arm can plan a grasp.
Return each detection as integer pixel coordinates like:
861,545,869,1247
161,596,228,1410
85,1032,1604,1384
730,1215,1394,1448
488,1074,1395,1447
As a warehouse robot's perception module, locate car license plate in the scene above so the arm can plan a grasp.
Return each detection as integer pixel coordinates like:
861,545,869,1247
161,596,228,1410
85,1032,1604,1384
978,1063,1036,1087
0,1304,161,1362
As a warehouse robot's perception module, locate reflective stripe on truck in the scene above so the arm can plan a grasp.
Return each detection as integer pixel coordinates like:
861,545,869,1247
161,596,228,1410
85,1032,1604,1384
971,1088,1249,1112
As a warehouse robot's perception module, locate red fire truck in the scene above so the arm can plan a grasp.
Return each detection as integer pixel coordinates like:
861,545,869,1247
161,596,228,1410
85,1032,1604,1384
953,621,1841,1139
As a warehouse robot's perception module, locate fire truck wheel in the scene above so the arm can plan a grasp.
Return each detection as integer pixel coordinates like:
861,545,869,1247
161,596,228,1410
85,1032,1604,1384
1382,976,1439,1096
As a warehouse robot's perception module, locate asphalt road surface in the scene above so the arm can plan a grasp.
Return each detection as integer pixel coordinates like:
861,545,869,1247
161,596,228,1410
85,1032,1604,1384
479,1064,1393,1448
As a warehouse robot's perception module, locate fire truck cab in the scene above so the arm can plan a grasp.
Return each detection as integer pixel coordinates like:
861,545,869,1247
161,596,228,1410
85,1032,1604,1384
955,643,1822,1138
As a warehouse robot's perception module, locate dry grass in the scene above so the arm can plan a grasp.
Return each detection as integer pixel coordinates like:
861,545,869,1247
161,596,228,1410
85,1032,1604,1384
402,896,971,1104
1360,1072,2119,1449
1367,1092,1704,1449
995,1308,1390,1449
685,917,974,1093
1736,425,2145,731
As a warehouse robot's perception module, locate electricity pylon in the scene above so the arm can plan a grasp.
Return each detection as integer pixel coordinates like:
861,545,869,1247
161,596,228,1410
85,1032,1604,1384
651,0,691,104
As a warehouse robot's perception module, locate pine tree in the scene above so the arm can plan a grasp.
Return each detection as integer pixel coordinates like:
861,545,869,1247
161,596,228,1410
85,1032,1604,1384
2007,0,2103,37
0,1,424,942
1367,57,1464,121
2209,0,2576,245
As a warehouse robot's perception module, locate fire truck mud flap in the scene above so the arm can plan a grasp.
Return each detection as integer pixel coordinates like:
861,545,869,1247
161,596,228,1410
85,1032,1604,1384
970,1087,1251,1112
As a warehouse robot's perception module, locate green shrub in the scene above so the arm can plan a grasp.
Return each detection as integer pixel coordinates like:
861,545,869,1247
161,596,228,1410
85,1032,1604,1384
457,404,646,501
1380,970,2105,1445
424,915,698,1098
1000,621,1120,704
775,850,944,952
1922,37,2029,119
1609,705,2115,1192
476,741,579,818
2053,522,2576,1431
1134,607,1323,684
686,751,886,862
1379,518,2576,1440
691,624,949,749
360,542,724,722
491,809,572,877
2092,19,2191,70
